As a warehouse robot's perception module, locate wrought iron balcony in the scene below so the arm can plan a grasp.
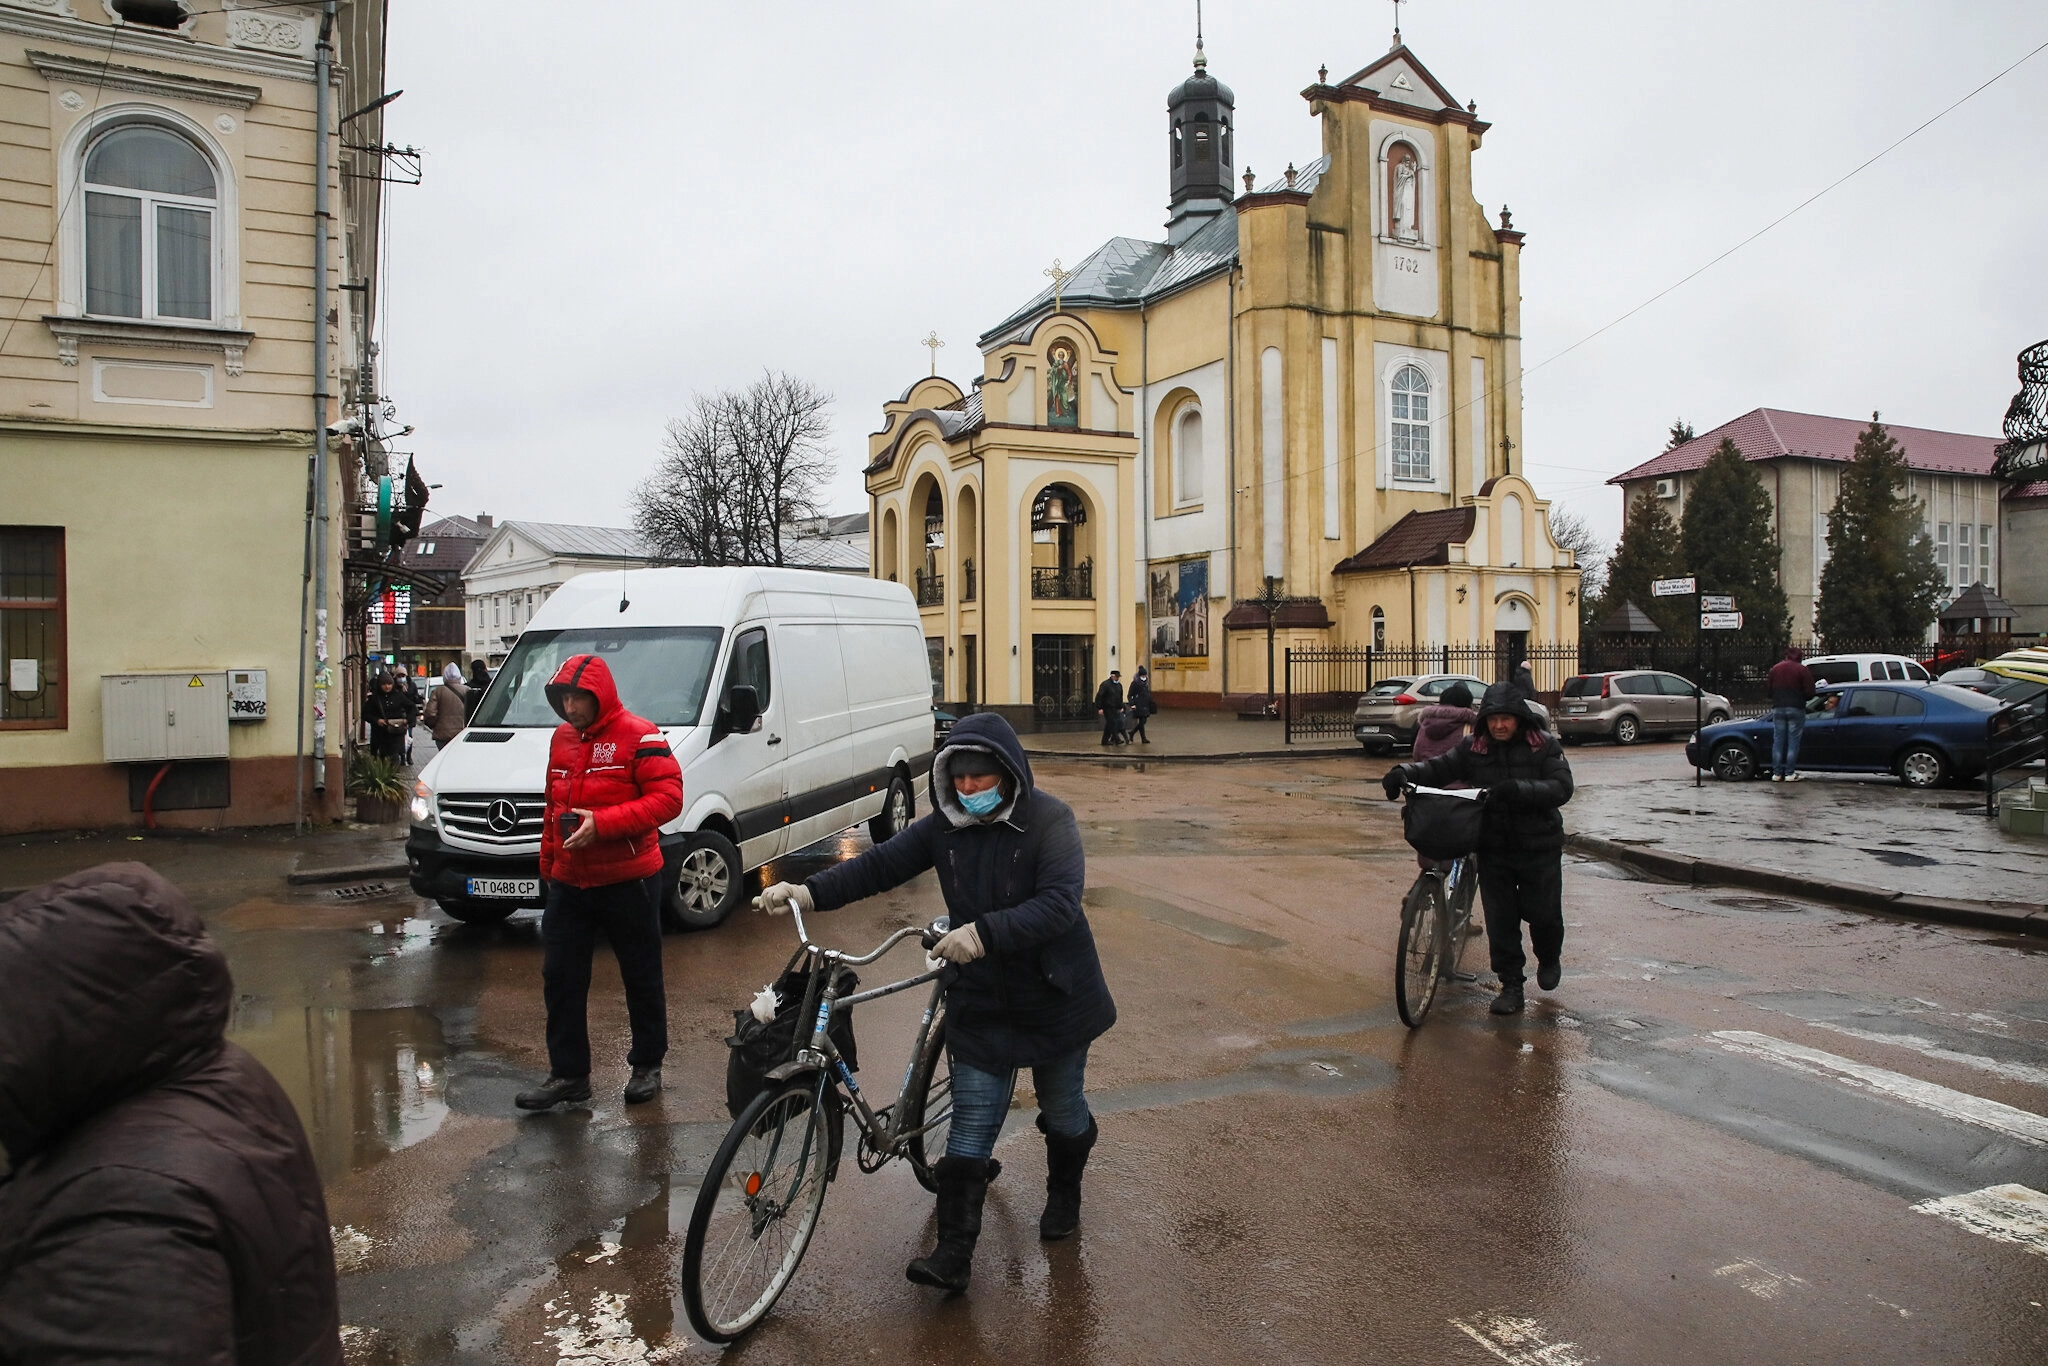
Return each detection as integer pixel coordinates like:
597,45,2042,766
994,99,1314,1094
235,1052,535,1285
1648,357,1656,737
915,572,944,607
1032,559,1093,601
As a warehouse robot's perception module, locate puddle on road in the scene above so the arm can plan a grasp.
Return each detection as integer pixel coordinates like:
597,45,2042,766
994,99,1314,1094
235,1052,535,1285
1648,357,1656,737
1859,848,1942,868
228,1003,451,1180
1083,886,1285,950
555,1173,697,1354
1654,890,1821,920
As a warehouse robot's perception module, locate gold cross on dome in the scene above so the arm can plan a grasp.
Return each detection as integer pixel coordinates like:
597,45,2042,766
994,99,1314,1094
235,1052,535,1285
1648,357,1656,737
920,330,945,375
1043,258,1073,312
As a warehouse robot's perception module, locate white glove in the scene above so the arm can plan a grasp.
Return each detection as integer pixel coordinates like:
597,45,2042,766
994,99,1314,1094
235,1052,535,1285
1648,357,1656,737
932,922,985,964
754,882,813,916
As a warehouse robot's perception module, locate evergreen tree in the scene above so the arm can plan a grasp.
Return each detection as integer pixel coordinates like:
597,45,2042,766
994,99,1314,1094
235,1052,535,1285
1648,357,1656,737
1667,419,1696,450
1814,416,1946,641
1601,492,1684,631
1680,438,1790,642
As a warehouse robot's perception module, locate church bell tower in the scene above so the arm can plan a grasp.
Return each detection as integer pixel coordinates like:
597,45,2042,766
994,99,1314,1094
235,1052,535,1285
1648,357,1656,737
1166,37,1234,244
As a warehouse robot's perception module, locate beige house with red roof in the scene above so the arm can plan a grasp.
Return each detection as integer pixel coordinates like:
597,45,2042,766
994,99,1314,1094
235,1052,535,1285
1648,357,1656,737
1611,408,2004,636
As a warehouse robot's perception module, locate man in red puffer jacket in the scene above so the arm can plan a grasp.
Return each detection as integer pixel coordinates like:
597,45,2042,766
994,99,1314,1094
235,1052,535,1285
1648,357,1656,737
515,654,684,1112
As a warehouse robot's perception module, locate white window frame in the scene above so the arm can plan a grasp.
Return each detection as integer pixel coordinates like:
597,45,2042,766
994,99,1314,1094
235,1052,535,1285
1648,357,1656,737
1390,363,1434,484
1173,403,1204,508
83,133,218,322
1373,345,1450,492
54,104,241,328
1935,522,1950,580
1981,524,1994,584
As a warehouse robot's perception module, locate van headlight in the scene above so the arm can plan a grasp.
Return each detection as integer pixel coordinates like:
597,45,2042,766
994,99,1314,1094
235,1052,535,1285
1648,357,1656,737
410,779,434,825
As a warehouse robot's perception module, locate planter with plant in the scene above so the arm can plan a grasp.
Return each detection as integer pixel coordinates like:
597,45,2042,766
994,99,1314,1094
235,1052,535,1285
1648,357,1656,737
348,752,408,824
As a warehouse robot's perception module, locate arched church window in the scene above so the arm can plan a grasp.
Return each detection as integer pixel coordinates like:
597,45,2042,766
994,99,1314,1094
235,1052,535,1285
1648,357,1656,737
1386,140,1421,244
1190,114,1213,164
1046,340,1079,428
1174,405,1204,505
1171,123,1183,169
1391,364,1432,482
84,123,217,320
1371,606,1386,651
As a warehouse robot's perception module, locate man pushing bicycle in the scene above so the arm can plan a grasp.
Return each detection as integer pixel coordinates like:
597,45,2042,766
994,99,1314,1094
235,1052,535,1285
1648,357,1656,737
1382,681,1574,1016
756,712,1116,1292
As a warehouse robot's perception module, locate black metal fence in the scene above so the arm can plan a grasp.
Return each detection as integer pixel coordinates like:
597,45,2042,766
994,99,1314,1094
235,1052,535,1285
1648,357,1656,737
1986,700,2047,818
1031,559,1093,600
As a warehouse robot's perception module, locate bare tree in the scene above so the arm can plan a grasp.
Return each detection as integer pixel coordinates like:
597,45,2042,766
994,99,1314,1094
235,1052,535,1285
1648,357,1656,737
632,372,836,566
1549,503,1608,625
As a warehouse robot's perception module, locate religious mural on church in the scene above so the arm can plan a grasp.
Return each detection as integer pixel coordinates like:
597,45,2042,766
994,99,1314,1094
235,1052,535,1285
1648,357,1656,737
1046,340,1079,428
1148,557,1210,662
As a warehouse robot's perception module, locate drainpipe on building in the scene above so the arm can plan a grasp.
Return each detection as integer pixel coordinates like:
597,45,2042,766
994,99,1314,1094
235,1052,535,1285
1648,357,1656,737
1223,267,1237,701
1138,302,1149,673
297,4,337,828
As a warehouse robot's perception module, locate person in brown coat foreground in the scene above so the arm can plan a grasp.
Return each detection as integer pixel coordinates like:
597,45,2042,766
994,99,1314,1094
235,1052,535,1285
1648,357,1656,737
0,863,342,1365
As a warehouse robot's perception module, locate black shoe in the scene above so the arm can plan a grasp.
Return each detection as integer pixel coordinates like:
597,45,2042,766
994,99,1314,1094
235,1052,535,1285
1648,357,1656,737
906,1156,989,1292
1489,985,1525,1016
623,1065,662,1104
1536,961,1561,992
1038,1114,1097,1240
515,1075,591,1110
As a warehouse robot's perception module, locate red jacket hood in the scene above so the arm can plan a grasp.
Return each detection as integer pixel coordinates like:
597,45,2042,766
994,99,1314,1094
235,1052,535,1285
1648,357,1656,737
545,654,621,731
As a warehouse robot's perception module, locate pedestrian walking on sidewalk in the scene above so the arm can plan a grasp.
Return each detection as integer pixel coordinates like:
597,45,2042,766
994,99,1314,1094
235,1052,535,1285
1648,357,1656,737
366,671,410,766
1094,669,1125,746
1128,666,1156,743
755,713,1116,1293
516,654,684,1112
0,863,342,1364
422,663,470,748
464,659,492,720
1766,647,1816,781
1383,682,1574,1015
397,671,422,764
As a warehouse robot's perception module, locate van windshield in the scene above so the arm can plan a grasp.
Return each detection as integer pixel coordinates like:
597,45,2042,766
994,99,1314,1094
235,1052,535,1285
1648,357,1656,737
472,627,724,728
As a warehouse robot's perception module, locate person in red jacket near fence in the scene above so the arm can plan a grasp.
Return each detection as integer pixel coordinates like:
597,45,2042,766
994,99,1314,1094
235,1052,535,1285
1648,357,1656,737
516,654,684,1112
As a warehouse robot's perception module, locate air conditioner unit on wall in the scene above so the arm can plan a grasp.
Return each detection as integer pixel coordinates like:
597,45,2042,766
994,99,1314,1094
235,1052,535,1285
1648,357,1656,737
1654,479,1677,499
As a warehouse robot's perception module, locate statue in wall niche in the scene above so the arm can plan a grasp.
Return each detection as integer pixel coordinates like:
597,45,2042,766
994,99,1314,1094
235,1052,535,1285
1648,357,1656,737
1389,145,1421,242
1047,340,1079,428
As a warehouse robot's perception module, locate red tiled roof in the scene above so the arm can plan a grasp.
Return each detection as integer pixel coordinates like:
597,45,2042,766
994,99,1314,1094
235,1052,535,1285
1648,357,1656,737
2007,481,2048,502
1611,408,1998,484
1333,507,1476,573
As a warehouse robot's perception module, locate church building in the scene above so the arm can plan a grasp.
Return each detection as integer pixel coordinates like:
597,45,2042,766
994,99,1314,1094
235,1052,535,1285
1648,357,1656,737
865,35,1580,721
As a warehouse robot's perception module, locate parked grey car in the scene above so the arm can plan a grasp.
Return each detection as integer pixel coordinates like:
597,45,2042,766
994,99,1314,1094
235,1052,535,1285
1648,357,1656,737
1556,670,1731,745
1353,673,1488,754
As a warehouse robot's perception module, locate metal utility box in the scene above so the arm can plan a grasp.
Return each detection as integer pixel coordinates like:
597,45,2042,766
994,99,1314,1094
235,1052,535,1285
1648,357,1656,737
227,668,267,722
102,673,230,763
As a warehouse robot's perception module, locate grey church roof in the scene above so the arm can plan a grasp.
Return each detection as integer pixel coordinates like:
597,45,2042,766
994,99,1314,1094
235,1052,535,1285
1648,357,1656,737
497,521,657,561
979,157,1330,346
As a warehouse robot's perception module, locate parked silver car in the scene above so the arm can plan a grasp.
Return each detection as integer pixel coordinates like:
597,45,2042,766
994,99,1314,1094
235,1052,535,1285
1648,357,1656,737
1556,670,1731,745
1353,673,1488,754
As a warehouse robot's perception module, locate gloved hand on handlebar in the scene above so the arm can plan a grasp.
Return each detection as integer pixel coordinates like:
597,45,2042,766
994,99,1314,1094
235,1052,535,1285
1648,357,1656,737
1381,766,1409,802
931,922,985,964
754,882,813,916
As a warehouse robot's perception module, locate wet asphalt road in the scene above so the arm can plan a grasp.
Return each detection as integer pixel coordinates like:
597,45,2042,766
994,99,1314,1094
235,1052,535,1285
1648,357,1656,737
5,743,2045,1364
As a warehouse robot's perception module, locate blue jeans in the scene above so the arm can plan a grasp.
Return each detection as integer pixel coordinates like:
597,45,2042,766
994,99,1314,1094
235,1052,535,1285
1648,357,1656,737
945,1044,1093,1159
1771,706,1806,776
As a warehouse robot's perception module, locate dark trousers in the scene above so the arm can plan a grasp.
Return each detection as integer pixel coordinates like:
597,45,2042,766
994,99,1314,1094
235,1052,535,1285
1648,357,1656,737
541,874,667,1077
1476,847,1564,986
1100,713,1121,744
1132,710,1149,741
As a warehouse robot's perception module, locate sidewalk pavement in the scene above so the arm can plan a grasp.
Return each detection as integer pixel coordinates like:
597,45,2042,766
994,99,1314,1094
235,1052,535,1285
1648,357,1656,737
1021,710,1358,762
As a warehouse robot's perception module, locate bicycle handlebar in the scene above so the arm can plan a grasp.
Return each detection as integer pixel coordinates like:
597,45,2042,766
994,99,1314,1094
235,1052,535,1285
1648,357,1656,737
786,899,950,967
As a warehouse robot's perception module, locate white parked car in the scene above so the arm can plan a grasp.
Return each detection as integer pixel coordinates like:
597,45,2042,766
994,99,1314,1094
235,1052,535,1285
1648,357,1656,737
1803,653,1932,687
407,567,934,929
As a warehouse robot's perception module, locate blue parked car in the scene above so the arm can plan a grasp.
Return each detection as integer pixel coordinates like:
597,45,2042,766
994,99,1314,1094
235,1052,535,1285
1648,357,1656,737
1684,682,2003,788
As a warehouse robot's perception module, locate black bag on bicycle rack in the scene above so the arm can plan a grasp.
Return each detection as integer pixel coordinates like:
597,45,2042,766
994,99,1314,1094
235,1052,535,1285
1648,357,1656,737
724,951,860,1119
1401,789,1486,861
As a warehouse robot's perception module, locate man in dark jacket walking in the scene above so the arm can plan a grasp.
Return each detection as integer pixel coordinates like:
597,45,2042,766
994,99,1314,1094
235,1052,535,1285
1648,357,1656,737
1127,666,1155,743
1094,669,1125,745
0,863,342,1364
1384,683,1574,1015
517,654,685,1111
1766,647,1816,781
756,712,1115,1293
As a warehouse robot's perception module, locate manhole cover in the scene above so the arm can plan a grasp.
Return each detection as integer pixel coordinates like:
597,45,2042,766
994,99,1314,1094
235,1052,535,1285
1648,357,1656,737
331,882,394,901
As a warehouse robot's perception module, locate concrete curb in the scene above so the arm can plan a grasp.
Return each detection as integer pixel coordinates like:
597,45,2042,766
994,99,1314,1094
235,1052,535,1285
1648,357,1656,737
1022,746,1360,765
1565,832,2048,939
286,859,408,886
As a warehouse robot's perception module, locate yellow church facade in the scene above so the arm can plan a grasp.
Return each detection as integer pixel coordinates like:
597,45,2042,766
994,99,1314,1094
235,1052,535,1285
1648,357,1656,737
866,40,1579,721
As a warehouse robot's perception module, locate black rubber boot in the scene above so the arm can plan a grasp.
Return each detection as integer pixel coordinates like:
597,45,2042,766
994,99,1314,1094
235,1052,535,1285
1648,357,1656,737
1536,961,1561,992
622,1066,662,1104
905,1156,989,1292
1489,983,1526,1016
514,1075,592,1110
1037,1114,1097,1240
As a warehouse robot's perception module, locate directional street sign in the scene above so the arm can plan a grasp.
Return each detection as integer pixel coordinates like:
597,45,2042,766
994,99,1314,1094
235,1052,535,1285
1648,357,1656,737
1651,577,1697,597
1700,611,1744,630
1701,594,1735,612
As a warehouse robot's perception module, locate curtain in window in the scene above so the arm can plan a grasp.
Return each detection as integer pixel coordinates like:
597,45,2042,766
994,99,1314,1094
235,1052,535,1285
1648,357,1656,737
85,192,142,317
155,205,211,319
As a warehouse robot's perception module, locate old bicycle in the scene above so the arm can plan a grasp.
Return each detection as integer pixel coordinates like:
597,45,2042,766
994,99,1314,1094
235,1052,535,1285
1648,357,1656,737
1394,784,1484,1027
681,903,976,1343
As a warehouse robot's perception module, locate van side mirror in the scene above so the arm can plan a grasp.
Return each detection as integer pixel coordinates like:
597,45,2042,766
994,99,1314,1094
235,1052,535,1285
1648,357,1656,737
714,684,760,743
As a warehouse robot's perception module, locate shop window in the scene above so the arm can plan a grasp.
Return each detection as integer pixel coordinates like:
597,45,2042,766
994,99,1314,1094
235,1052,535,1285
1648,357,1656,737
1,527,66,729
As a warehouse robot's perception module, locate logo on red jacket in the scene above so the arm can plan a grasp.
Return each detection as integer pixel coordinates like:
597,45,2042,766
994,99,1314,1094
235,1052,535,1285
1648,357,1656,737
592,742,616,764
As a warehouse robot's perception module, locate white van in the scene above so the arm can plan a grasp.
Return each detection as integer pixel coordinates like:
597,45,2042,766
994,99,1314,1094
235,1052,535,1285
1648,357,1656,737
1804,653,1932,687
406,567,934,929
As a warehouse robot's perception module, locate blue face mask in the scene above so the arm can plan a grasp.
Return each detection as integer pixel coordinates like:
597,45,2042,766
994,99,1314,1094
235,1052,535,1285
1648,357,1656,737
956,784,1003,816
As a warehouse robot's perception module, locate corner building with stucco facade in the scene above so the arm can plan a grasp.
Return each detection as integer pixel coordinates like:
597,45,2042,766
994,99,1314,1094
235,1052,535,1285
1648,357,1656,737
866,39,1579,723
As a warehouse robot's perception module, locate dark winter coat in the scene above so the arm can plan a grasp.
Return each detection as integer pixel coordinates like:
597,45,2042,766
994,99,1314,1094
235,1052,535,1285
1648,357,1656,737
1128,674,1156,718
1396,684,1575,853
366,683,411,760
804,712,1116,1072
0,863,342,1365
464,663,491,720
1094,677,1124,713
1410,704,1476,764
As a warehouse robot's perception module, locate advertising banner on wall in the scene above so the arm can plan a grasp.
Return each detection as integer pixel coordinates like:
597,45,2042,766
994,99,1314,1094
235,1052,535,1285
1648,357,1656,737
1148,557,1210,666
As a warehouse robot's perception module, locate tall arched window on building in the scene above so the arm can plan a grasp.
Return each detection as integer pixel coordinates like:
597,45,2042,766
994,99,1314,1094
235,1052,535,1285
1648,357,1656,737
84,125,216,320
1390,363,1432,482
1174,404,1204,506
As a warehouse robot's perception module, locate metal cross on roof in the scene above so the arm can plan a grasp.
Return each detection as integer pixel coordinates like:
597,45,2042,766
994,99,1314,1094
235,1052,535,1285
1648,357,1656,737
1044,258,1073,311
920,330,945,376
1391,0,1406,46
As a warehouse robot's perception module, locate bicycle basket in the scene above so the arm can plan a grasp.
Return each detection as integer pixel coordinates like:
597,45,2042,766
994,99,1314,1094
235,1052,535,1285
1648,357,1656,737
1401,787,1486,861
724,955,860,1119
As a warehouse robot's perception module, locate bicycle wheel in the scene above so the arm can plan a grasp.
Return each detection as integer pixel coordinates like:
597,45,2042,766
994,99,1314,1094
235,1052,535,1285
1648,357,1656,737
681,1078,833,1343
899,1009,953,1192
1394,873,1448,1028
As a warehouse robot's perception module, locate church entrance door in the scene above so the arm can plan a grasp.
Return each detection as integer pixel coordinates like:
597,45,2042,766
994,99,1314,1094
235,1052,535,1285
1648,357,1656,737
1032,634,1094,720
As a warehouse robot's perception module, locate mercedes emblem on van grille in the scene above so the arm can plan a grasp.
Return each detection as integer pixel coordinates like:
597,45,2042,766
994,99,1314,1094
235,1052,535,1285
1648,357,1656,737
486,799,520,834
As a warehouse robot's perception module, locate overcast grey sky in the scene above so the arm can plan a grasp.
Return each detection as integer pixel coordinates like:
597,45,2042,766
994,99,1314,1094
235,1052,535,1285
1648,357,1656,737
379,1,2048,558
